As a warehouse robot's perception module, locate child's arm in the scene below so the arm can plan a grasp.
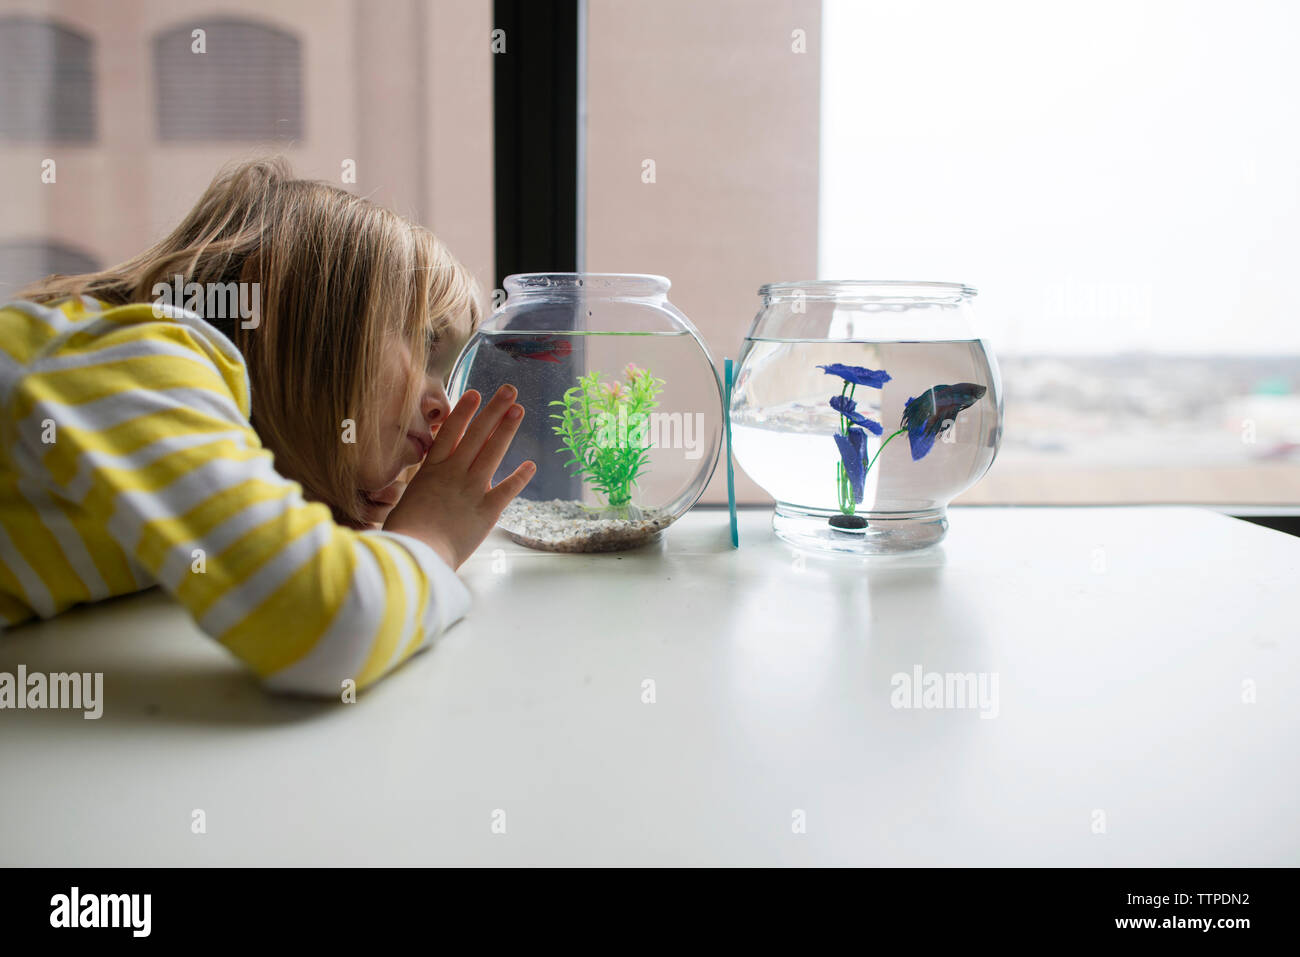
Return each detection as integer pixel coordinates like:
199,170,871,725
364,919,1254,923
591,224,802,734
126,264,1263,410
4,308,489,697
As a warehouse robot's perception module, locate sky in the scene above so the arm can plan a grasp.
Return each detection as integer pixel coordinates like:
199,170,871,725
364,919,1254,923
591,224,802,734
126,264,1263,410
819,0,1300,356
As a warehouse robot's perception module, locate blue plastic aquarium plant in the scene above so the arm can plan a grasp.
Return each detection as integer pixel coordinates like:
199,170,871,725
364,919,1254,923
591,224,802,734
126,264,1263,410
550,363,665,515
820,363,987,529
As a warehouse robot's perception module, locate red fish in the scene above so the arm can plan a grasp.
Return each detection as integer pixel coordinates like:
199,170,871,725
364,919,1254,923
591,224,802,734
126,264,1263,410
492,335,574,363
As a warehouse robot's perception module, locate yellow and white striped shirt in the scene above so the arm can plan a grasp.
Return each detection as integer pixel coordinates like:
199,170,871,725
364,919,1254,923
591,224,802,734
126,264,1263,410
0,296,469,695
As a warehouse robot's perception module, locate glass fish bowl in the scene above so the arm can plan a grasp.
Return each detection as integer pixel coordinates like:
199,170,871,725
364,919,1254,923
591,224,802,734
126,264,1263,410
730,281,1003,554
448,273,724,552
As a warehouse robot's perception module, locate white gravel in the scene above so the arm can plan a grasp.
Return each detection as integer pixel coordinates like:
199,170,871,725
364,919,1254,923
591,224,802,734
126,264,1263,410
500,498,674,553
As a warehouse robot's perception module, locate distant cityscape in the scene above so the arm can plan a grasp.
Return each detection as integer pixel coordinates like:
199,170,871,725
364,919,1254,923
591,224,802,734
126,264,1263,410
952,352,1300,505
996,353,1300,467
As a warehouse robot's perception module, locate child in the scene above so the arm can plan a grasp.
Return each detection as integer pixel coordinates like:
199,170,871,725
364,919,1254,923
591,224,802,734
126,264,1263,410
0,157,535,695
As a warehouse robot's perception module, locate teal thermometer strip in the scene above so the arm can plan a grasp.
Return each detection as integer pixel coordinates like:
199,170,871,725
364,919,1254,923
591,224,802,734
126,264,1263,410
724,357,738,547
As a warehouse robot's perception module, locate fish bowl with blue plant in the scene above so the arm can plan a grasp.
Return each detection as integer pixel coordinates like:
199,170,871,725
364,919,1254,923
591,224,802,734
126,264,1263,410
448,273,724,552
730,281,1003,554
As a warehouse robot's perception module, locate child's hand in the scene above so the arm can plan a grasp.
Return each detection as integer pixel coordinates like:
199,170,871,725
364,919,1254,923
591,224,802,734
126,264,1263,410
382,385,535,569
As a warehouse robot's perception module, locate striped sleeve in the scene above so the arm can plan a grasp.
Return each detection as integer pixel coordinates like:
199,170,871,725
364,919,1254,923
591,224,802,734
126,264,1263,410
3,305,470,696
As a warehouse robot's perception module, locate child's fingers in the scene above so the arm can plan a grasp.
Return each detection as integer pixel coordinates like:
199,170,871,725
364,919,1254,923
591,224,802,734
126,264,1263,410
427,390,481,464
452,384,518,466
483,461,536,516
469,403,525,481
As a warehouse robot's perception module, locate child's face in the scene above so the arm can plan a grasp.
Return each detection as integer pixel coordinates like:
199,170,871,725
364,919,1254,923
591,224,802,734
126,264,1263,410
355,319,470,526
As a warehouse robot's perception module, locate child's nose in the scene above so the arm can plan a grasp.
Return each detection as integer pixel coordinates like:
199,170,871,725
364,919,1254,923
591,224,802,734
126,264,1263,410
422,383,452,427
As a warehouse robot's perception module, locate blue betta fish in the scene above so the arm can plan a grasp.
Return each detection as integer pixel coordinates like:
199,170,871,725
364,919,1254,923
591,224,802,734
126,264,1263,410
899,383,988,461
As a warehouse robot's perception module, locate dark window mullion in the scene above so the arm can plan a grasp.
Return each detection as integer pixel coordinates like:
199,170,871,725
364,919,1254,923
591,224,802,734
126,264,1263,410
492,0,579,285
490,1,583,501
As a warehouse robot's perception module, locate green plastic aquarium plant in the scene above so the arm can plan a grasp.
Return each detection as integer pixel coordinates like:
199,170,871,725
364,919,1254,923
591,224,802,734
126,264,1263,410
550,363,664,516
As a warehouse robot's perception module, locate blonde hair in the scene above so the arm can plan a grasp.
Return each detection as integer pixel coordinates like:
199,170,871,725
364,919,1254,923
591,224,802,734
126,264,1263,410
20,157,483,525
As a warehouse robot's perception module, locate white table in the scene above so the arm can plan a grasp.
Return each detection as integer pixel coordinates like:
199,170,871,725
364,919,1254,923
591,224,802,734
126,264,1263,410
2,506,1297,866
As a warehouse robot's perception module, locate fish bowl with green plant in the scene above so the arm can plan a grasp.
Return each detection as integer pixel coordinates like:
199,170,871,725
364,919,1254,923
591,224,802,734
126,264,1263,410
447,273,724,552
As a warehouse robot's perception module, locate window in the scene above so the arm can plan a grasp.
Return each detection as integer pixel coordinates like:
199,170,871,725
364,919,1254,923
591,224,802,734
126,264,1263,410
0,241,99,300
582,0,1300,507
0,16,96,142
7,1,1290,511
154,17,303,141
819,0,1300,505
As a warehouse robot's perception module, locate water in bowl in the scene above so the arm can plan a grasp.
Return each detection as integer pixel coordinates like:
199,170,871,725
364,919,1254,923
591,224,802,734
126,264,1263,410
731,338,1001,552
450,328,721,552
